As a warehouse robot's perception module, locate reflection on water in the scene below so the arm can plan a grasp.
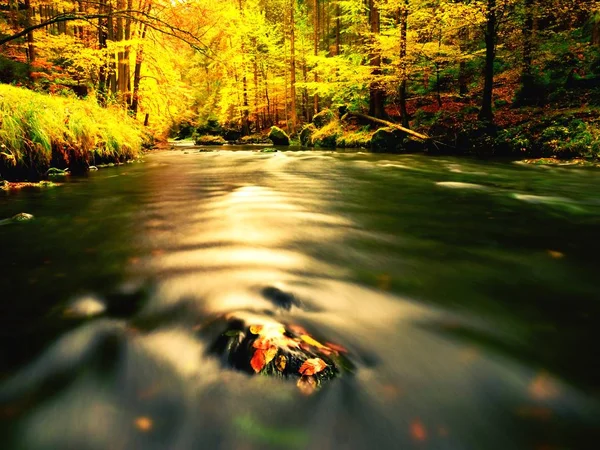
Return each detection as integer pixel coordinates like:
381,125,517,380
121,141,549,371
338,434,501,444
1,148,600,449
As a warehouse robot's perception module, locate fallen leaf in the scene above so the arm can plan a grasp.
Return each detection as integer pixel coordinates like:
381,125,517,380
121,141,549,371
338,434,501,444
410,419,427,442
300,335,325,349
250,349,266,373
134,416,153,432
547,250,564,259
249,325,263,335
325,342,348,353
264,347,278,366
276,355,287,372
297,375,317,395
299,358,327,376
253,336,274,350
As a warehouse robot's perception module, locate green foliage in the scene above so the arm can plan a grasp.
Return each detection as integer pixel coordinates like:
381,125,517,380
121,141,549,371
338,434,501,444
335,130,372,148
0,85,142,180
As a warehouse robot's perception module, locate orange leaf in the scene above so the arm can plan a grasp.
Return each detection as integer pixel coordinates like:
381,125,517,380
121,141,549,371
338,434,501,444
253,336,274,350
325,342,348,353
134,416,153,432
299,358,327,376
410,420,427,442
296,375,317,395
249,325,263,335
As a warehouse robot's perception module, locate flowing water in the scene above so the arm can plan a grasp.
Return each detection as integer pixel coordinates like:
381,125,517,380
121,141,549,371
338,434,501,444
1,146,600,449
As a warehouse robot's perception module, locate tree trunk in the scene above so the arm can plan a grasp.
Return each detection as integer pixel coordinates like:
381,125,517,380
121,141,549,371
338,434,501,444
289,0,297,133
313,0,319,116
24,0,35,62
398,0,409,128
478,0,496,122
520,0,535,103
368,0,385,119
458,26,469,96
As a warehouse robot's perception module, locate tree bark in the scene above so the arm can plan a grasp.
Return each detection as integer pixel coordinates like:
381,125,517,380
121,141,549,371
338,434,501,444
368,0,385,119
398,0,409,127
348,112,430,141
478,0,496,122
289,0,297,133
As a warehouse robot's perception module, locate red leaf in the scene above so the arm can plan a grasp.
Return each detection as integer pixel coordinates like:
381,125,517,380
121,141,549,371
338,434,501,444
250,349,266,373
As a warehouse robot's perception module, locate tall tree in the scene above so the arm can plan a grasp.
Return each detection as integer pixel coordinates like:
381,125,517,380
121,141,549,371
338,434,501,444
479,0,496,122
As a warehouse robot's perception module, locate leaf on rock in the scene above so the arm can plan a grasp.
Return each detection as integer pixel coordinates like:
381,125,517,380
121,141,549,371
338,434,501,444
253,336,274,350
249,325,263,335
134,416,153,432
325,342,348,354
300,335,325,349
299,358,327,376
276,355,287,372
264,346,278,365
251,349,267,373
297,375,317,395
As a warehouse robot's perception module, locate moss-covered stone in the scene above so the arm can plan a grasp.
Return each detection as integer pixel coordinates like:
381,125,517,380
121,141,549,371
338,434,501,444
312,109,335,129
370,127,406,153
336,130,372,148
268,126,290,146
194,134,227,145
299,124,316,147
238,134,270,144
311,122,342,148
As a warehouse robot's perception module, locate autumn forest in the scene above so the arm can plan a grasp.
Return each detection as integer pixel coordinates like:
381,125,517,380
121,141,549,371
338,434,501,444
1,1,600,179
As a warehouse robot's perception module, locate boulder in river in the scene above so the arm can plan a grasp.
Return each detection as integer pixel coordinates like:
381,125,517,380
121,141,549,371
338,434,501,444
370,127,406,153
312,109,335,129
300,124,316,147
268,126,290,146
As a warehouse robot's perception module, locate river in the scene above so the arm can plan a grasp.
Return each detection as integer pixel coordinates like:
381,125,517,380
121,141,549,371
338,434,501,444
1,146,599,449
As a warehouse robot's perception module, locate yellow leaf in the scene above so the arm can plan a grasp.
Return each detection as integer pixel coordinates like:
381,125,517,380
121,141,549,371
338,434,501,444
249,325,263,335
264,347,278,365
300,335,325,349
276,355,287,372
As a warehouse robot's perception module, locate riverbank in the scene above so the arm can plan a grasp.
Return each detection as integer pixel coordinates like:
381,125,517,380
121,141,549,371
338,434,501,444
0,85,145,181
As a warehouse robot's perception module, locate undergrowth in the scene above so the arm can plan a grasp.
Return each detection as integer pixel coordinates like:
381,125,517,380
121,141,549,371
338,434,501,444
0,84,142,180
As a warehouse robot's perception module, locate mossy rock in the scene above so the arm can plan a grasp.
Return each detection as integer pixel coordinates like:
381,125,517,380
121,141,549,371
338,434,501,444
312,122,341,148
194,134,227,145
268,126,290,146
370,127,406,153
206,313,354,394
239,134,271,144
299,124,316,147
312,109,335,129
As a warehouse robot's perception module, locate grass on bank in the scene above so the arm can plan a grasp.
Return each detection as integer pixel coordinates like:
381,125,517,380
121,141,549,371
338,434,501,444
0,84,143,180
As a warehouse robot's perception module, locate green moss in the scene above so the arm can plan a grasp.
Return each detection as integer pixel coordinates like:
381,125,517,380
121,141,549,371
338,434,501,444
312,109,335,128
299,124,316,147
268,126,290,145
311,121,342,148
336,130,372,148
193,134,227,145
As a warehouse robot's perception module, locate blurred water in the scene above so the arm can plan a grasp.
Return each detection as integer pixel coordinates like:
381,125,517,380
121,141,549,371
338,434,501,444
1,147,600,449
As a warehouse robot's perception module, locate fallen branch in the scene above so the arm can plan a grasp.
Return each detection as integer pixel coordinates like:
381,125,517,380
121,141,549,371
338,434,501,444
347,112,431,141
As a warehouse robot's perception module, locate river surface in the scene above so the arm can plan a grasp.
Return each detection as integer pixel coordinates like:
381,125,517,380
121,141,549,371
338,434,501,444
1,145,600,449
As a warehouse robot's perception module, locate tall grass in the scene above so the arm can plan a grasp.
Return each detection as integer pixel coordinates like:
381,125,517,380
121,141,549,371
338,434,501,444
0,85,142,179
